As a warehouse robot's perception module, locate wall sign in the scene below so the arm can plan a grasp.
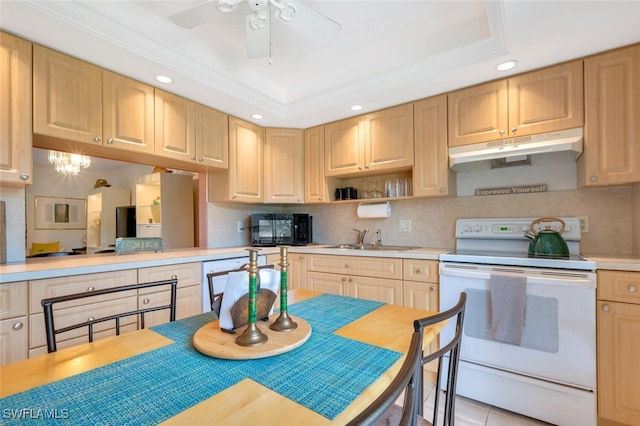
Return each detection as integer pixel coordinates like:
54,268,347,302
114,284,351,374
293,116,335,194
475,184,548,196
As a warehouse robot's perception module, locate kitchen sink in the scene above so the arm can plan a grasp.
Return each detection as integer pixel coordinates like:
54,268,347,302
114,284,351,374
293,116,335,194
326,244,419,252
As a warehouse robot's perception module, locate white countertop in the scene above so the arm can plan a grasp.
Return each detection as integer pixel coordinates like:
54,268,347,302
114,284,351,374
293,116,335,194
0,245,449,283
2,246,637,284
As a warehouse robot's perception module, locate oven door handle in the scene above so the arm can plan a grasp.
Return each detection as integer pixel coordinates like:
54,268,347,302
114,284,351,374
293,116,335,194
439,264,596,288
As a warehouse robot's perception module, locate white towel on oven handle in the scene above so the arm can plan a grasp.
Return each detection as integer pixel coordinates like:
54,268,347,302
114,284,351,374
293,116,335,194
490,273,527,345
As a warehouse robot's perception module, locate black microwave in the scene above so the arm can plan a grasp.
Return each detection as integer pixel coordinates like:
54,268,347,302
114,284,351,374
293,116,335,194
250,213,312,247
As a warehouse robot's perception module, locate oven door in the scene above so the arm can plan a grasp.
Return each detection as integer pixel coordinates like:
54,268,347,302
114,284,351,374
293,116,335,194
439,262,596,389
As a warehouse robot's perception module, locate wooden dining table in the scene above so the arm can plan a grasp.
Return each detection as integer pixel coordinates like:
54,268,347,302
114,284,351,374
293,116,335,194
0,289,444,425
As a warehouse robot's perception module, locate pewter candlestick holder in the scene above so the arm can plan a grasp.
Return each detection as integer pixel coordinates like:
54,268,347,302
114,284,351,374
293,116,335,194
236,248,268,346
270,246,297,332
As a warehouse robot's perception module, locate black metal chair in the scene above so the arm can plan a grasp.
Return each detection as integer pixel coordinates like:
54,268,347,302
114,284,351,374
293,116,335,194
346,292,467,426
41,279,178,353
206,263,274,316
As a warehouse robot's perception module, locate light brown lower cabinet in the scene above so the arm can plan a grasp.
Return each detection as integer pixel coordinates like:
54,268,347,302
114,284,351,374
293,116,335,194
13,262,202,361
0,281,29,365
597,270,640,426
266,253,306,290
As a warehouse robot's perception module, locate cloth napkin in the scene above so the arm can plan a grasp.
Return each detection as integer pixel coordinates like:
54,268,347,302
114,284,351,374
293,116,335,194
490,273,527,345
219,269,281,330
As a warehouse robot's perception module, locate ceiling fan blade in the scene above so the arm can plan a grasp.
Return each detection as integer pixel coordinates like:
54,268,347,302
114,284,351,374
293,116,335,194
168,0,219,29
284,1,341,41
246,11,271,59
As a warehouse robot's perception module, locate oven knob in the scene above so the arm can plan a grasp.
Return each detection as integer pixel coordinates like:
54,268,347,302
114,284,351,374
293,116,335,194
521,225,528,232
463,224,472,232
473,224,482,232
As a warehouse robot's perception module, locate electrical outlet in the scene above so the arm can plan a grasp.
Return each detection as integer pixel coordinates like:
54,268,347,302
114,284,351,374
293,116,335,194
578,216,589,232
237,221,244,233
399,219,412,232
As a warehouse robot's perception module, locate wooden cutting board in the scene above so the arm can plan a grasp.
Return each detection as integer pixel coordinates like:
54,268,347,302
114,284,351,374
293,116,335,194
193,314,311,360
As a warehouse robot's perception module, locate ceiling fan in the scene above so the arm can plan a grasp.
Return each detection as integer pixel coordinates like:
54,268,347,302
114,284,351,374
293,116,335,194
168,0,341,59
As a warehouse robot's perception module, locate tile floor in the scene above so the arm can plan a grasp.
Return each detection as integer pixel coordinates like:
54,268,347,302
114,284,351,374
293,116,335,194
422,380,553,426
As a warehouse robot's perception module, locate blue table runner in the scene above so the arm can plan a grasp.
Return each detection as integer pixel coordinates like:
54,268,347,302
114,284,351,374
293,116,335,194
0,294,402,425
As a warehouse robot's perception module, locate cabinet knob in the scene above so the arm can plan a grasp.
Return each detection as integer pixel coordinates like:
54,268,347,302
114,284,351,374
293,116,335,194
171,275,178,280
499,129,506,136
439,187,446,193
143,298,151,305
94,136,101,142
345,263,350,268
12,322,24,331
416,268,422,274
629,285,637,293
590,176,598,182
232,194,237,199
430,286,436,292
191,156,196,161
198,157,203,162
87,286,95,292
88,316,95,322
602,304,611,312
511,128,518,134
358,166,363,171
364,166,369,170
20,174,29,181
107,138,114,144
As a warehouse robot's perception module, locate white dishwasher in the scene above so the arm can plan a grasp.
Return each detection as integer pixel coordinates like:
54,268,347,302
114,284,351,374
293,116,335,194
201,255,266,313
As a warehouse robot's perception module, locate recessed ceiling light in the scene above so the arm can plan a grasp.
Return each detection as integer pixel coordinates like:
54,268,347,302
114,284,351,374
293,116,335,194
350,105,363,111
155,75,173,84
496,60,518,72
251,113,263,119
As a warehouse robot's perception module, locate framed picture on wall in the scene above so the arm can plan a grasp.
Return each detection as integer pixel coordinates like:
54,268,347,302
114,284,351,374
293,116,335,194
34,196,87,230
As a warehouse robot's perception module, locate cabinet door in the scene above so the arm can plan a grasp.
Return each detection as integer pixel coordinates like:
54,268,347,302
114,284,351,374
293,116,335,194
0,281,27,320
448,79,508,147
306,271,348,295
413,95,455,197
33,45,102,144
264,128,304,203
102,70,155,154
304,126,328,203
324,116,364,176
0,316,28,365
580,45,640,187
365,104,414,172
197,104,228,168
403,281,438,311
228,117,264,202
266,253,305,289
0,32,32,186
597,300,640,425
508,61,584,137
154,89,197,162
350,275,402,305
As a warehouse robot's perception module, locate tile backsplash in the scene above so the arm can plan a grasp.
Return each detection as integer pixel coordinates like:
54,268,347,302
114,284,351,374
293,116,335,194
208,185,638,256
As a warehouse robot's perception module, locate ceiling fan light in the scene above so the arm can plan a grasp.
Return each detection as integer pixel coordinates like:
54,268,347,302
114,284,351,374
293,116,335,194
216,0,240,13
249,10,268,30
274,3,296,22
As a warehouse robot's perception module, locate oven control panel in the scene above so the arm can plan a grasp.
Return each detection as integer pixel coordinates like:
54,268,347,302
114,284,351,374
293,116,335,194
456,217,581,241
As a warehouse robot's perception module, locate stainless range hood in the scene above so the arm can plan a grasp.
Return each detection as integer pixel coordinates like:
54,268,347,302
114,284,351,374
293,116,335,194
449,127,583,171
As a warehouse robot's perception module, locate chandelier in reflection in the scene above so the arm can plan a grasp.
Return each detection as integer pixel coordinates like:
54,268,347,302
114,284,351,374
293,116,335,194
48,150,91,175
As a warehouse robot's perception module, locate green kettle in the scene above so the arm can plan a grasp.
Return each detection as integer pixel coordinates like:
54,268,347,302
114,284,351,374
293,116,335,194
528,217,570,257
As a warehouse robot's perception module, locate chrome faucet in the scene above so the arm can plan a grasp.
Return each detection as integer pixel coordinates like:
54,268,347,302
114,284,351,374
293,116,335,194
353,228,369,245
376,229,382,246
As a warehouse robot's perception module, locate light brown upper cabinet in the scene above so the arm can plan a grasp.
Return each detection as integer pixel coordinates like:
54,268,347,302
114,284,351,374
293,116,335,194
448,61,584,147
197,105,229,168
413,95,455,197
33,45,102,145
0,32,32,186
325,103,414,176
209,117,264,203
579,44,640,187
154,89,197,163
102,70,155,154
304,125,328,203
264,128,304,203
33,46,156,155
155,89,228,168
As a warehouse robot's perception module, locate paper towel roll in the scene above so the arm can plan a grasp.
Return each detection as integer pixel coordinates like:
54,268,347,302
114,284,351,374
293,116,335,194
357,202,391,218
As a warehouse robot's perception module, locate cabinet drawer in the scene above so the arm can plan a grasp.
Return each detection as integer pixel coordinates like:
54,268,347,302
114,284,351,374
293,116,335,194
29,270,137,313
0,316,28,365
597,270,640,304
0,282,28,319
306,254,402,279
30,295,138,349
350,275,402,305
138,285,201,327
403,260,439,283
138,262,201,293
305,271,349,296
